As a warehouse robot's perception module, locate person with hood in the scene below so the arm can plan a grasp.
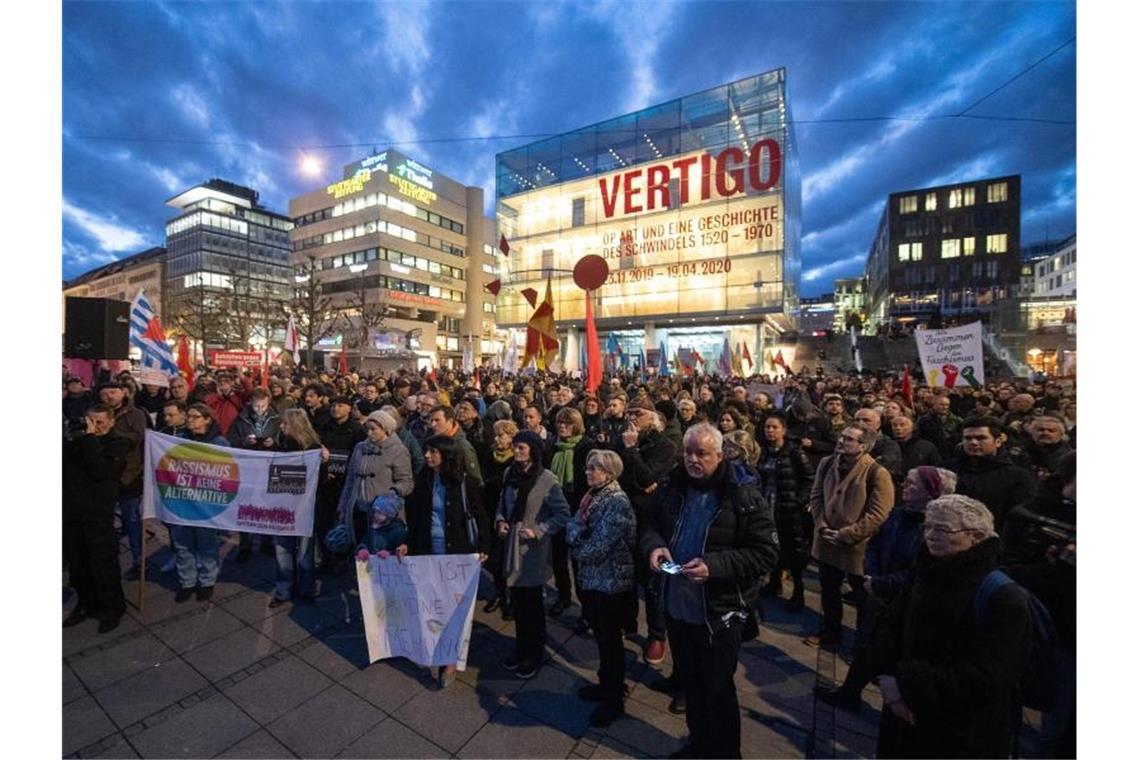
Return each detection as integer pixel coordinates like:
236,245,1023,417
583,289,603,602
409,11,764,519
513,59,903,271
398,434,489,689
335,410,415,553
816,465,957,710
494,430,571,680
807,421,895,648
870,495,1032,758
169,403,227,602
950,416,1039,529
63,404,130,633
756,413,814,612
267,409,324,606
641,422,779,759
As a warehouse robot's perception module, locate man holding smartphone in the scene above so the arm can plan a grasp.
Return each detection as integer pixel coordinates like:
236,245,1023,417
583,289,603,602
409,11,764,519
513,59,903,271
641,422,778,759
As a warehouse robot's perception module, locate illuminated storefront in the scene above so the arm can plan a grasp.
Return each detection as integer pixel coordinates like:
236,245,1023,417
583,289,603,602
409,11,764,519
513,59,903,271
495,69,800,363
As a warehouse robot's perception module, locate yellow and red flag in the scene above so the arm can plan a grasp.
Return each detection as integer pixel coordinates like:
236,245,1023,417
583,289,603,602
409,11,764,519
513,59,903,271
524,279,559,370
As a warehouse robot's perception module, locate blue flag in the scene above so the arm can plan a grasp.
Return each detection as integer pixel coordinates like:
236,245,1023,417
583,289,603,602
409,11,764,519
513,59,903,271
639,348,647,382
658,340,669,377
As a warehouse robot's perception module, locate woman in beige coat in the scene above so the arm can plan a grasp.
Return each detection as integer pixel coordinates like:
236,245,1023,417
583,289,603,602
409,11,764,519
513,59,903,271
806,420,894,647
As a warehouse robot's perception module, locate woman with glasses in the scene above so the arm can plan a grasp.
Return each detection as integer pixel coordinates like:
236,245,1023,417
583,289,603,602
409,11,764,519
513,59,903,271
816,465,957,710
870,495,1032,758
548,407,592,621
565,449,635,727
268,409,323,607
170,403,227,603
398,434,489,689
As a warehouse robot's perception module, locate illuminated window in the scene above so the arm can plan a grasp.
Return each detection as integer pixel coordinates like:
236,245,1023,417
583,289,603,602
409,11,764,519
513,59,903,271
962,237,976,256
925,193,937,211
948,189,962,208
898,195,918,214
986,234,1008,253
987,182,1008,203
897,242,923,262
941,239,961,259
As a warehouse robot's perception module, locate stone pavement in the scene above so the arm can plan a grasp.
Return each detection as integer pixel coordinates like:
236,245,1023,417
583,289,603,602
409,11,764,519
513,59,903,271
62,530,888,759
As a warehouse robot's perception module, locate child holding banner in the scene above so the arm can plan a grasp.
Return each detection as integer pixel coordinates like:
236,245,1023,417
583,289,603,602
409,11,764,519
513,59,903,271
398,435,489,688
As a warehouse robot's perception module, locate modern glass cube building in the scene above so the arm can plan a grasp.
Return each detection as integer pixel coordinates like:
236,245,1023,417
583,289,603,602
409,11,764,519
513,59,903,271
495,68,800,365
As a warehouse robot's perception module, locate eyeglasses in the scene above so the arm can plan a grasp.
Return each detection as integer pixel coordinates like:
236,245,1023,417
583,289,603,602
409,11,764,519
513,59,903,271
838,434,862,443
187,412,204,419
923,525,972,536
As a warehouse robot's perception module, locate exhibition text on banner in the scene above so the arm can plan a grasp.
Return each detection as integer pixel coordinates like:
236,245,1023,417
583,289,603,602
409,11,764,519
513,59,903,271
141,431,320,536
356,554,481,669
914,322,986,389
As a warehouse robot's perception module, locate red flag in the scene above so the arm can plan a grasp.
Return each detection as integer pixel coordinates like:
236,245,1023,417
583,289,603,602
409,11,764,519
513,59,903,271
521,288,538,308
143,317,166,345
485,279,502,296
742,342,753,371
585,293,602,392
499,234,510,256
774,350,790,372
473,367,481,390
901,367,914,409
338,345,348,374
260,364,269,389
176,335,194,385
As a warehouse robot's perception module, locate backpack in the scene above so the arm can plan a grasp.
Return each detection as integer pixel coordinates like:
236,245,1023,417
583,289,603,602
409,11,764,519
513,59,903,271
973,569,1059,711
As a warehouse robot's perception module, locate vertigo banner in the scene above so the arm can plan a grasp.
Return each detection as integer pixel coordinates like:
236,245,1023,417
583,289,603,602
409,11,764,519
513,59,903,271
141,431,320,536
356,554,481,669
914,322,986,389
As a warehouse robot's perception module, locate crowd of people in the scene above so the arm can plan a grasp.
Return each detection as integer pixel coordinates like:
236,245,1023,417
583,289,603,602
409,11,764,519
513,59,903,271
62,361,1076,758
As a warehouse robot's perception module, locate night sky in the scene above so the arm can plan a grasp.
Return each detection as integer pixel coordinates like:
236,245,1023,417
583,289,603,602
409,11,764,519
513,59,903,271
62,0,1076,296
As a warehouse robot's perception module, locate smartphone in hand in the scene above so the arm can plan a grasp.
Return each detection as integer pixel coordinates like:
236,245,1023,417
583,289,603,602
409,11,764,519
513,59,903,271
660,561,683,575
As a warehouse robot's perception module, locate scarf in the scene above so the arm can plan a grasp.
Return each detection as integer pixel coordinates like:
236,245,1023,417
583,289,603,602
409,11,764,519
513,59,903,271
505,461,542,524
550,435,582,489
492,447,515,464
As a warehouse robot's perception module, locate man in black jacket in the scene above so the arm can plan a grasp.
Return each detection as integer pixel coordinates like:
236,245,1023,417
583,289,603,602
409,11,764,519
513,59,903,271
618,397,678,664
950,417,1038,529
891,414,942,476
64,405,130,633
642,422,778,760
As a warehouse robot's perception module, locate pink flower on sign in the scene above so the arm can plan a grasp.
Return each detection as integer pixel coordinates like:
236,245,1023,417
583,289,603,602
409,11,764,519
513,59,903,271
377,550,390,559
356,549,370,562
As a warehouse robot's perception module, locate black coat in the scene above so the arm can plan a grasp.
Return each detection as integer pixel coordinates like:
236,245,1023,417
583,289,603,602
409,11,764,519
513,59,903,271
949,451,1039,529
1001,484,1075,651
227,406,283,449
404,470,490,556
872,538,1032,758
618,428,677,521
758,441,814,568
786,412,834,471
870,435,903,483
897,434,942,477
863,504,926,599
63,432,129,522
640,463,779,632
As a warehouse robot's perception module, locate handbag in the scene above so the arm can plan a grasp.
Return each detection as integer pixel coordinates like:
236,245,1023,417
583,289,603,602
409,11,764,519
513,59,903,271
460,478,479,550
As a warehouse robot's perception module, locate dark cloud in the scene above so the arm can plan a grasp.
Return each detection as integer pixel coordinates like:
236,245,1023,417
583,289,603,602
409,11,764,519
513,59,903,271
63,0,1075,297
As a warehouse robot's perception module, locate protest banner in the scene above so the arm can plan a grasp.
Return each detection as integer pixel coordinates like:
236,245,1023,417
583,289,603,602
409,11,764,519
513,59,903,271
141,431,320,536
208,350,263,368
914,321,986,389
356,554,480,669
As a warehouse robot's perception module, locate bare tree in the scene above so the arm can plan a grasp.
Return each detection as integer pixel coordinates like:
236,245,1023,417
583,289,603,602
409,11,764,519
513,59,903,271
168,278,228,359
290,253,340,367
340,275,389,368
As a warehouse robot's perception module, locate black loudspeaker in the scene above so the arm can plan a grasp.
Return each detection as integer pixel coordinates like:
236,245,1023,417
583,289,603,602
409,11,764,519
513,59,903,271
65,297,130,359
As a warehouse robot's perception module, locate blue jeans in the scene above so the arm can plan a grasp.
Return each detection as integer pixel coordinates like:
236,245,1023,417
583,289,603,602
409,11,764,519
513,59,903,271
274,536,315,600
118,496,142,569
169,525,220,589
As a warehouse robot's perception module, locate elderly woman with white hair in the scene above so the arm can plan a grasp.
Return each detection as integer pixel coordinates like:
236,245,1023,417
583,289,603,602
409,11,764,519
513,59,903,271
870,494,1033,758
565,449,636,727
334,410,416,552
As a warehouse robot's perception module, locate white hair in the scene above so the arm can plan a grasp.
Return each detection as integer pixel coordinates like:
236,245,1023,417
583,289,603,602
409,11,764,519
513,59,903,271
683,422,723,450
926,495,996,538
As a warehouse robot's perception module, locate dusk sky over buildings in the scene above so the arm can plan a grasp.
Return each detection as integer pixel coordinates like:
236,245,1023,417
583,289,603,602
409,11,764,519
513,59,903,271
62,0,1076,296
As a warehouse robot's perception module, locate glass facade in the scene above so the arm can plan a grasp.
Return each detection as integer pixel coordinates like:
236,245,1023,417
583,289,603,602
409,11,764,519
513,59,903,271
495,69,800,329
